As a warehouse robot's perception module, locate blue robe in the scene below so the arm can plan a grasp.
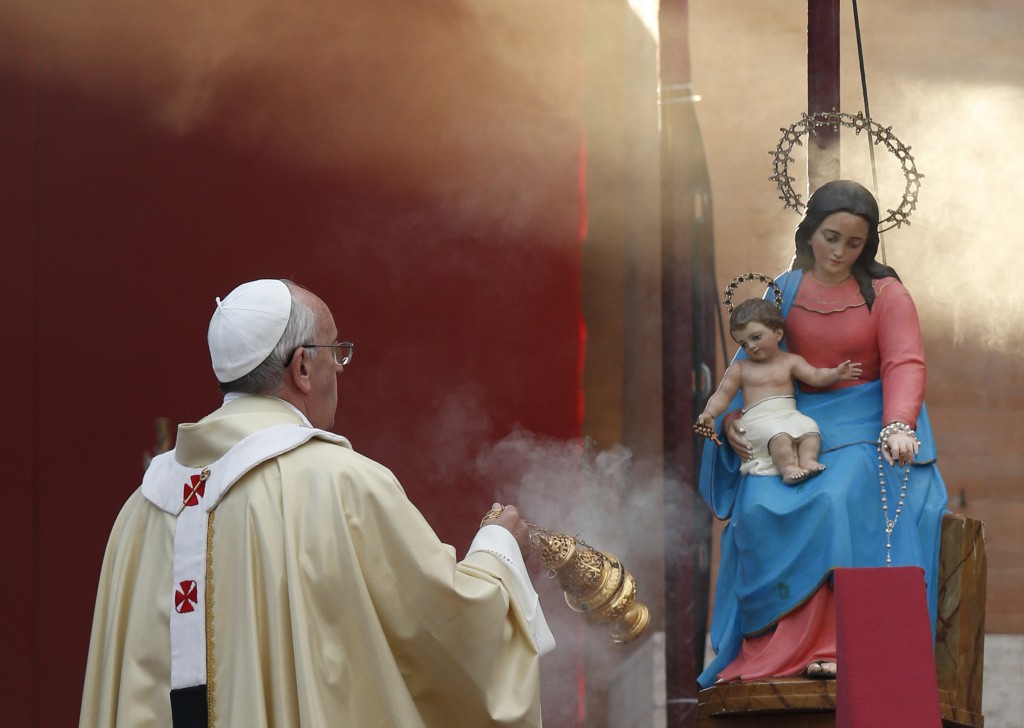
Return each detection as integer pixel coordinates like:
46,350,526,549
697,269,949,688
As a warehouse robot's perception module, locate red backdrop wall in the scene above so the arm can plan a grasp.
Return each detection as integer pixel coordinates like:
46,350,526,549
0,4,584,724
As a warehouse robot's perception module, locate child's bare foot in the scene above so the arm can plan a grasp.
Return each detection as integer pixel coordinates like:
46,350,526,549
799,462,827,479
781,466,810,485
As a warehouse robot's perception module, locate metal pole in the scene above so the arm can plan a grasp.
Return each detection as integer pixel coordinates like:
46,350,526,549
659,1,717,724
808,0,841,190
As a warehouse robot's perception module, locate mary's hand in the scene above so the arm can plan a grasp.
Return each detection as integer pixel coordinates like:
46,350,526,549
883,431,919,467
724,413,754,463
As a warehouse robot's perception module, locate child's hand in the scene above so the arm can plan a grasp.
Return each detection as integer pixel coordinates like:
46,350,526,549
693,414,722,445
837,360,862,381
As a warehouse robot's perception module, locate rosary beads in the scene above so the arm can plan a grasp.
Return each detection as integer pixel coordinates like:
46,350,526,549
877,422,915,565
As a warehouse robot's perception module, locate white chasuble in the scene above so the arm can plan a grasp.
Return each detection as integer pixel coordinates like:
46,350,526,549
80,395,551,728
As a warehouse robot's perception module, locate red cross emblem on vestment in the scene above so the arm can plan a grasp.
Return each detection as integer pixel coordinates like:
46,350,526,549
175,580,198,613
182,472,207,507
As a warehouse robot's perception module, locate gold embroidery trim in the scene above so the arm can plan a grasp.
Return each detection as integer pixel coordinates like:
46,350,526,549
206,510,217,725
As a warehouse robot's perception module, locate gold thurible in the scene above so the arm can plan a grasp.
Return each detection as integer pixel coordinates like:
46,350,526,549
531,529,649,644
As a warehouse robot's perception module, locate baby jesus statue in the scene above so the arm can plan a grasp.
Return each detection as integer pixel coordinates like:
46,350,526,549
697,297,861,485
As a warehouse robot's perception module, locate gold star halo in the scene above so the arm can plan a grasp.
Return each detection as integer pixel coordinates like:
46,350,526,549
769,110,923,233
722,272,784,314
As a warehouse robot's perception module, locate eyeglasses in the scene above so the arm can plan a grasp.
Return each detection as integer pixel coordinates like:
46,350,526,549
290,342,355,367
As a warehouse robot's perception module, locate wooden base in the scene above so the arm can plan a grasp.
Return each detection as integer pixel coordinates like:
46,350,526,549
697,679,980,728
697,515,986,728
935,515,987,727
697,677,835,727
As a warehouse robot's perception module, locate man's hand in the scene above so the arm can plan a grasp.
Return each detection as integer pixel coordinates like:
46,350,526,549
482,503,532,556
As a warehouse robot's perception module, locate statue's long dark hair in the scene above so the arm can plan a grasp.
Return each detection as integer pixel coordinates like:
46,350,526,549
792,180,900,311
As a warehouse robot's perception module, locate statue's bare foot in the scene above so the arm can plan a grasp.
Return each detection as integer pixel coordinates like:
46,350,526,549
805,660,837,679
800,462,827,479
781,467,810,485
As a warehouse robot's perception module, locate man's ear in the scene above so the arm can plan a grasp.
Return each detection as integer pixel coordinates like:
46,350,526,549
287,348,314,394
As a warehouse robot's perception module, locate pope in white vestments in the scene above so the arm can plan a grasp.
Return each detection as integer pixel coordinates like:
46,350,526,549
80,279,554,728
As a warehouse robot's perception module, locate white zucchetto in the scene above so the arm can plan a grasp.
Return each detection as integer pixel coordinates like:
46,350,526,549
208,279,292,382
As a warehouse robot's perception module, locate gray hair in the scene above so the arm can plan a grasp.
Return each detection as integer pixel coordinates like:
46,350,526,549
219,282,320,395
